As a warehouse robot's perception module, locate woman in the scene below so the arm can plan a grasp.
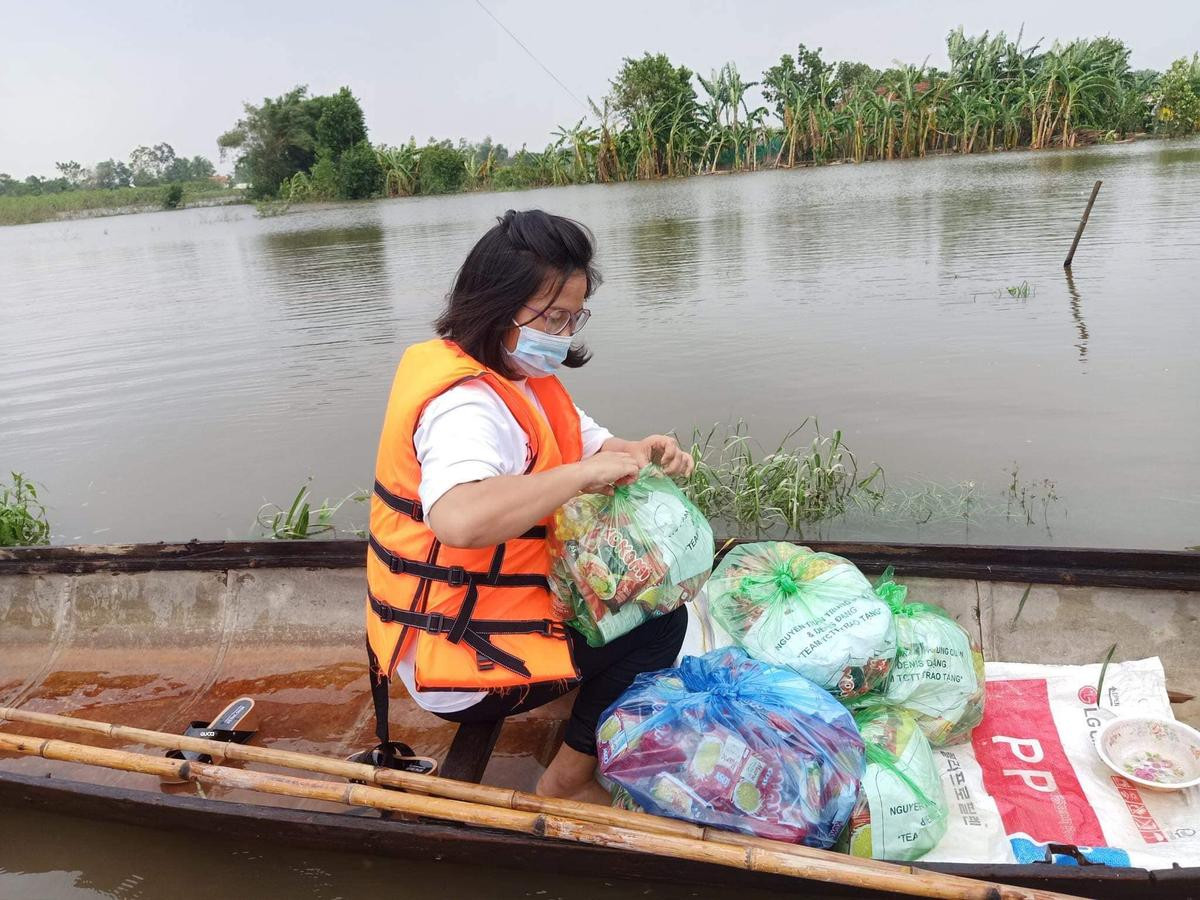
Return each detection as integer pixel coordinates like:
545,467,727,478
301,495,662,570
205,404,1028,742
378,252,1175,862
365,209,693,804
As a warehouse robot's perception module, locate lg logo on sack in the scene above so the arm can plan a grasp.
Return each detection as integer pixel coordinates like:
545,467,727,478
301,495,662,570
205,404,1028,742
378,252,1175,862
992,736,1059,793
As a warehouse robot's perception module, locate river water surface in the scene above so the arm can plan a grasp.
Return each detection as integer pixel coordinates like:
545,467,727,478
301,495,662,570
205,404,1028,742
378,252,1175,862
3,139,1199,549
2,140,1200,897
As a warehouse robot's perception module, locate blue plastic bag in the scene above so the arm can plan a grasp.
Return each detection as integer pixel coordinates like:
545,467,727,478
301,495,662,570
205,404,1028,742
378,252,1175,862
596,647,865,847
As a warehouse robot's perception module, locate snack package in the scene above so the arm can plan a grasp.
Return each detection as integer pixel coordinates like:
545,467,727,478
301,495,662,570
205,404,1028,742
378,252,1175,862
549,466,714,646
597,647,864,847
867,568,985,746
841,705,948,861
706,543,896,698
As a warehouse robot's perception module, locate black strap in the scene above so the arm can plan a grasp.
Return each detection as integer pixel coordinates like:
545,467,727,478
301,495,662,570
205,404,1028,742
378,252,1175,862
367,591,564,678
371,483,546,540
368,592,563,637
366,641,394,766
374,480,424,521
369,535,549,589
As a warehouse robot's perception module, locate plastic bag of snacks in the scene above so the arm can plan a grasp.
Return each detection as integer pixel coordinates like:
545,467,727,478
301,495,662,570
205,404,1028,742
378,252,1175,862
866,568,985,746
706,543,896,698
841,705,948,861
549,466,713,646
597,647,864,847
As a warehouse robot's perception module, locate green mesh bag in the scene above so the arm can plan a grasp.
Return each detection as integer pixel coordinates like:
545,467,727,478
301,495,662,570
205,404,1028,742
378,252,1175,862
549,466,713,647
840,705,948,861
706,542,896,699
866,568,986,746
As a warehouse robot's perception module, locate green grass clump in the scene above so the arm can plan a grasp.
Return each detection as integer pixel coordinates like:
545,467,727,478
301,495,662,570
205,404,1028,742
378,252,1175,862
1006,281,1032,298
0,472,51,546
255,480,368,539
682,420,883,535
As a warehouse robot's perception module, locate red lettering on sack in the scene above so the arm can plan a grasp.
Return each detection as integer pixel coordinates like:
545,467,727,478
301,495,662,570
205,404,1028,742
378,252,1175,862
1111,776,1169,844
972,679,1107,846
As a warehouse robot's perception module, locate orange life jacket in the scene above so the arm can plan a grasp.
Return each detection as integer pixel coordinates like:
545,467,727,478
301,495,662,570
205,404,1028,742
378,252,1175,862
365,338,583,695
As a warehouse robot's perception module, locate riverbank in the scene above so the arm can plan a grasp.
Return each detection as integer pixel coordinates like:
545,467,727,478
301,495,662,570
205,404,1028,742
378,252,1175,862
7,131,1163,229
0,182,245,226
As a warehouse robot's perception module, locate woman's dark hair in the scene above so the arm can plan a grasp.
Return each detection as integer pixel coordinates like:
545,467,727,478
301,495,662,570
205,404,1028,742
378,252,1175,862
436,209,600,379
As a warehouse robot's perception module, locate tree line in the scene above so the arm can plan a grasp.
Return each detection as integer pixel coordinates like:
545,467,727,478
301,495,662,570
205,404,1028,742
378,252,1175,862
223,31,1200,203
0,143,218,198
9,28,1197,208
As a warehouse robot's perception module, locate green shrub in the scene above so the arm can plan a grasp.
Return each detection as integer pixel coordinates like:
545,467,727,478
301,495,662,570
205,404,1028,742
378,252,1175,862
336,141,383,199
285,171,312,202
162,183,184,209
416,144,466,195
0,473,50,546
309,154,338,200
1156,56,1200,135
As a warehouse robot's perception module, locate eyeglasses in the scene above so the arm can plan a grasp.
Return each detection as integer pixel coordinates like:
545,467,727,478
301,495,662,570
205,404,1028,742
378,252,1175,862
516,303,592,336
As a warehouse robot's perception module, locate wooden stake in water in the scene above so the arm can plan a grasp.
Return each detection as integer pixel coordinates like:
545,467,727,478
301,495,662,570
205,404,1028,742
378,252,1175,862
1063,180,1102,269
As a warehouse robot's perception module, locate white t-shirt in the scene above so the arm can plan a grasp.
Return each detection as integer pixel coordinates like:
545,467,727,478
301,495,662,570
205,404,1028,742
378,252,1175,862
395,379,612,714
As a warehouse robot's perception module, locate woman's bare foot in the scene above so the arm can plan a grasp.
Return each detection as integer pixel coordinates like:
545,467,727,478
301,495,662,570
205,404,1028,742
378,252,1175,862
535,743,611,805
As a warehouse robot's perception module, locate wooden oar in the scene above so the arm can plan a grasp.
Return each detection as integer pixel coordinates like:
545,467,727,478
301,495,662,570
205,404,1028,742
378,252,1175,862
0,730,1080,900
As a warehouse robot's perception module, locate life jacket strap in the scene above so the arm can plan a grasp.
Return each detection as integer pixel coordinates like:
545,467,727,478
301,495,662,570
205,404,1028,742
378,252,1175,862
368,590,566,678
373,479,424,521
371,483,547,540
366,640,396,768
368,534,550,589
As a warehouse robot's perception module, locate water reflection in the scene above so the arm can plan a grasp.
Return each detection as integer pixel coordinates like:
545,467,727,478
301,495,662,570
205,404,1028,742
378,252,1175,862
627,217,700,301
251,224,396,393
1063,268,1089,362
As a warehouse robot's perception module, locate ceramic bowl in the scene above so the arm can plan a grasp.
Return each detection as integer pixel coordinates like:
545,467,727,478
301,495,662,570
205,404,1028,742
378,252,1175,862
1095,716,1200,792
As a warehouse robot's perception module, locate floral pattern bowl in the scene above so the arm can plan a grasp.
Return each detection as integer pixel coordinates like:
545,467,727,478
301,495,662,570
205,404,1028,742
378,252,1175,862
1096,716,1200,792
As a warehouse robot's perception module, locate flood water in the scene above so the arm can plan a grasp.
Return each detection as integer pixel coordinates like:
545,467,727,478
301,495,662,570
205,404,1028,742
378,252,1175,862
3,139,1200,549
1,141,1200,896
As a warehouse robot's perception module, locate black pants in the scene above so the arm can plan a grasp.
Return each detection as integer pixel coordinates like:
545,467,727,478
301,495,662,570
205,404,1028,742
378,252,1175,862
436,606,687,756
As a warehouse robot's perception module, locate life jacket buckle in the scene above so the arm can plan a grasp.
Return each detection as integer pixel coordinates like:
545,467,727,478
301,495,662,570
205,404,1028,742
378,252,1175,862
542,620,568,639
425,611,447,634
387,555,406,575
446,566,467,588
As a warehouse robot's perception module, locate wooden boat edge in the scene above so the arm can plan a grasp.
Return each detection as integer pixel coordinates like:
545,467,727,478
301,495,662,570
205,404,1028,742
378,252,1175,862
2,539,1198,590
2,769,1191,900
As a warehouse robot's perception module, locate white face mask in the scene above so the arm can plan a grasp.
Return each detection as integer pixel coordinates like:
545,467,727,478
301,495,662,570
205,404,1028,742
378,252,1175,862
505,324,573,378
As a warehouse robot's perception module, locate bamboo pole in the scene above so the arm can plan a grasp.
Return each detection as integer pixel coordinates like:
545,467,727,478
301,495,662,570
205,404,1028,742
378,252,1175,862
1063,180,1102,269
0,731,1080,900
0,705,893,872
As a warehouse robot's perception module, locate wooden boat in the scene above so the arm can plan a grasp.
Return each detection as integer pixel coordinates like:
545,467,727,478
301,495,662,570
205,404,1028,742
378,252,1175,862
2,539,1199,899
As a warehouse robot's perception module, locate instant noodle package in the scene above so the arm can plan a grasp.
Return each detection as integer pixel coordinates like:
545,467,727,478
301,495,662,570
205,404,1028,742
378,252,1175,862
841,705,948,861
549,467,713,646
597,647,864,847
865,568,986,746
706,543,896,698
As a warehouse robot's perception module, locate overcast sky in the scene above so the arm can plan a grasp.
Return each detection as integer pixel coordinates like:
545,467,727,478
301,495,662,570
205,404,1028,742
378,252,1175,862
2,0,1198,177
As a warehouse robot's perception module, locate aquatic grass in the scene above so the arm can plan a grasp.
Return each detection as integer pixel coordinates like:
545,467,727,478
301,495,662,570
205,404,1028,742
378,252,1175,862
682,420,883,535
0,472,51,547
1005,464,1061,529
1006,281,1032,298
1095,642,1118,706
255,480,368,539
1010,583,1035,627
860,479,986,528
254,198,292,218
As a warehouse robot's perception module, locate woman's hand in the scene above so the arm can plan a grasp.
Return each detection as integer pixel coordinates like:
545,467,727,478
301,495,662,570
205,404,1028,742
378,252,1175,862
613,434,694,477
573,450,640,494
